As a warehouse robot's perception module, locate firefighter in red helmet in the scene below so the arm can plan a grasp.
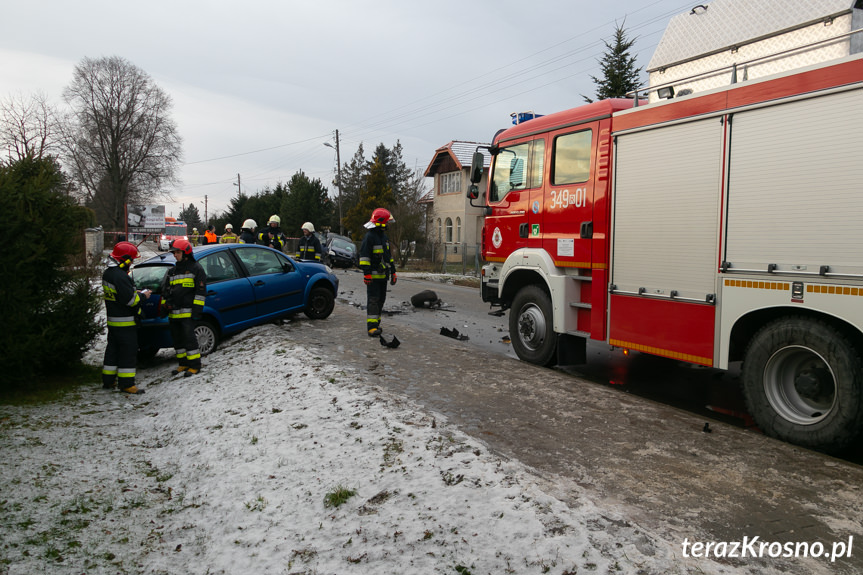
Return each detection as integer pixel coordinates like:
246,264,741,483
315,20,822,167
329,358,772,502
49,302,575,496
102,241,151,393
359,208,396,336
162,239,207,376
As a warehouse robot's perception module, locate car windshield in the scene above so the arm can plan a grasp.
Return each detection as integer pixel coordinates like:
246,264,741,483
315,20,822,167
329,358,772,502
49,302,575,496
331,238,355,253
132,265,170,292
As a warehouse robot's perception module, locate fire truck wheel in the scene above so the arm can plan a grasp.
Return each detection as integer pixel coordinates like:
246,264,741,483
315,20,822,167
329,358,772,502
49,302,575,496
741,316,863,454
509,285,557,367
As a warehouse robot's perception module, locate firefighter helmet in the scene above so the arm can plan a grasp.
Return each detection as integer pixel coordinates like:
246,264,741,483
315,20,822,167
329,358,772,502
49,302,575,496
225,223,233,230
170,239,193,255
268,214,281,225
242,218,257,230
301,222,315,233
192,227,198,233
370,208,394,227
111,241,139,265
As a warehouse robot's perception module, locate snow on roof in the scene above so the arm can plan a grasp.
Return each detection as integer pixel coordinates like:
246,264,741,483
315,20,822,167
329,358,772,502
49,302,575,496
649,0,857,71
424,140,491,177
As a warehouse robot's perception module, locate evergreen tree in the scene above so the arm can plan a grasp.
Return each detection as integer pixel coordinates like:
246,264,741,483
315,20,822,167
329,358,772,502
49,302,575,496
0,155,101,390
280,171,333,235
180,203,203,230
583,22,642,103
223,190,250,229
344,158,395,242
337,143,368,233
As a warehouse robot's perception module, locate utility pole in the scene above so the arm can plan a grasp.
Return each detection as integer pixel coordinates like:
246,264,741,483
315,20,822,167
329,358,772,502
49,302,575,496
204,195,208,225
324,130,343,235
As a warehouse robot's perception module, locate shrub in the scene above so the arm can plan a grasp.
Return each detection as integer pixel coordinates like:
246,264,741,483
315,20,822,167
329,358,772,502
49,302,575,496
0,156,100,391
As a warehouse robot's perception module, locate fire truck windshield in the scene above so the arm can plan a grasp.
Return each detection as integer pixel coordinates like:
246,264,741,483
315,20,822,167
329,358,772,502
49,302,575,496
490,139,544,202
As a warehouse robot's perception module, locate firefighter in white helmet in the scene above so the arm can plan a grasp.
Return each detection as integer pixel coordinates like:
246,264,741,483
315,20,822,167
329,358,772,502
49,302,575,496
239,219,257,244
295,221,322,262
220,223,238,243
258,214,286,252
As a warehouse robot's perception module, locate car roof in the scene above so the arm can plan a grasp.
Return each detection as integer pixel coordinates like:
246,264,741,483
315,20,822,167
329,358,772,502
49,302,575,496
136,243,326,269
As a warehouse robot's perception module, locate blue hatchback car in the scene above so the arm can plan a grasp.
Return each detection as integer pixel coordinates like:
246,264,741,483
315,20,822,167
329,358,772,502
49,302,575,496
131,243,339,359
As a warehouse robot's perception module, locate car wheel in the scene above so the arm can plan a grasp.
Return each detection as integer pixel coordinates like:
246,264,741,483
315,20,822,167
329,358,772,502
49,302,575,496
304,286,335,319
742,316,863,453
194,319,219,356
509,285,558,367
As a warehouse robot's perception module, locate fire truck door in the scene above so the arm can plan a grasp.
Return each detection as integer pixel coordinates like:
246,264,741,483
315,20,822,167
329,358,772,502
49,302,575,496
544,128,595,267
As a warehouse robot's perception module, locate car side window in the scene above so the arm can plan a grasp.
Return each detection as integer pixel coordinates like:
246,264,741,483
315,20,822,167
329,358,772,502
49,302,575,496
234,247,291,276
199,252,240,283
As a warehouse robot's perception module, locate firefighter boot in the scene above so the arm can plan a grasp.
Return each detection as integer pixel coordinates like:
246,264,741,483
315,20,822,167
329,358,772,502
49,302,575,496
121,383,145,394
368,326,382,337
183,368,200,377
171,366,188,376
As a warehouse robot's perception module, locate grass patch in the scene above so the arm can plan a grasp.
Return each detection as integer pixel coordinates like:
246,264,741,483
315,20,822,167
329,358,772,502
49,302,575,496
323,485,357,508
0,364,101,406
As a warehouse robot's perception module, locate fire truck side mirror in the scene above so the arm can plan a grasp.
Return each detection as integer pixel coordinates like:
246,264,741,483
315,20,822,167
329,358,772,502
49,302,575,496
467,184,479,200
469,152,484,184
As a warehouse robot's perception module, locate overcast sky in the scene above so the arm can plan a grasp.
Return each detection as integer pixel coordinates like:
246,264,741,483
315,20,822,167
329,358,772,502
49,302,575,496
0,0,694,220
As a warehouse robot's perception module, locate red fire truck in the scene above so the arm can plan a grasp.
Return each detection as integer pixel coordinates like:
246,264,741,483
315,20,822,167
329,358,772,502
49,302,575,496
467,53,863,453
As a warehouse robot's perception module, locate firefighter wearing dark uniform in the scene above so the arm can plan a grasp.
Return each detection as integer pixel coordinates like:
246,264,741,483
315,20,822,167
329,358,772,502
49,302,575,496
359,208,397,336
258,214,287,252
163,239,207,376
295,221,322,262
102,241,150,394
239,219,257,244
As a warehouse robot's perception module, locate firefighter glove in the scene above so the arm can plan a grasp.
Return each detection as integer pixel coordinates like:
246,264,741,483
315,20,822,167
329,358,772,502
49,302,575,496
390,271,397,286
364,274,372,285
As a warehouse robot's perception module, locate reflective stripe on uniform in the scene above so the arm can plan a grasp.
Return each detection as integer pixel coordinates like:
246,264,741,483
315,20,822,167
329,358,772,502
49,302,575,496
107,315,136,327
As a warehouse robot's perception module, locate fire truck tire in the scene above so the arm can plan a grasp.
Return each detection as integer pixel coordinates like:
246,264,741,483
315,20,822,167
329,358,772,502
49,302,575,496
509,285,558,367
741,316,863,454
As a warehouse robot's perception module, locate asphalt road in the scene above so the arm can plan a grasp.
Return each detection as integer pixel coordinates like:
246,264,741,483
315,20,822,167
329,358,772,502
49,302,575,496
320,267,863,574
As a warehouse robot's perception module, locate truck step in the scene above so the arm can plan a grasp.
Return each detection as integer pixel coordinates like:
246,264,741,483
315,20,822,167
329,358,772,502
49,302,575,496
569,301,592,309
565,330,591,338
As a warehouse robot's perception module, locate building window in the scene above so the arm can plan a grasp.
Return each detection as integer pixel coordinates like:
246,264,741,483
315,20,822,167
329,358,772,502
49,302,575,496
456,217,461,243
440,172,461,195
437,218,442,242
445,218,453,242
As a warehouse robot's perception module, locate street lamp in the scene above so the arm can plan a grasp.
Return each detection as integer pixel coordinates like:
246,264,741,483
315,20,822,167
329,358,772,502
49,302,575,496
324,129,343,235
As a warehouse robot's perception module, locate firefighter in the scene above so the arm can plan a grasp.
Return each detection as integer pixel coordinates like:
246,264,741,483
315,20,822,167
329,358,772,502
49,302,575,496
239,219,257,244
220,223,238,243
258,214,287,252
162,239,207,377
359,208,396,336
102,241,151,394
295,221,322,262
203,224,217,245
189,227,200,246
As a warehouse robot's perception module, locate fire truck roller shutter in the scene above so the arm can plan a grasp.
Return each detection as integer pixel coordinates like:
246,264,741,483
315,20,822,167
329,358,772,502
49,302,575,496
724,87,863,276
611,117,722,301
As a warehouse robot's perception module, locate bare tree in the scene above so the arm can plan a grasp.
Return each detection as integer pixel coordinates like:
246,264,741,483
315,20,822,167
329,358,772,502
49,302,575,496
60,56,182,229
0,91,59,162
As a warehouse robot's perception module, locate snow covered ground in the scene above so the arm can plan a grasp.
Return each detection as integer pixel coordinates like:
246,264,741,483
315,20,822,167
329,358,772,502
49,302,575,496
0,311,783,574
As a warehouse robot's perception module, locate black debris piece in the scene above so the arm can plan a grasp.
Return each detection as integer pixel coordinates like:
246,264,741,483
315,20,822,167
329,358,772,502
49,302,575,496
411,290,443,309
702,422,712,433
379,334,401,348
440,327,469,341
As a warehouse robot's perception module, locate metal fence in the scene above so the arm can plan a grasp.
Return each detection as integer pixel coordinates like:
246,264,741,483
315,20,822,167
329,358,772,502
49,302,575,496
404,241,483,276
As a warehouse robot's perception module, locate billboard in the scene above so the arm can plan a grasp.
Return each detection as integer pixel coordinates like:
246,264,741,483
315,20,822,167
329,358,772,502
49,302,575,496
127,204,166,232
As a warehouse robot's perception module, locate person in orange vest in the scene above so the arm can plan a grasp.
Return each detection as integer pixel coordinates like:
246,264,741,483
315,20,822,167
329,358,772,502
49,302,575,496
204,224,217,245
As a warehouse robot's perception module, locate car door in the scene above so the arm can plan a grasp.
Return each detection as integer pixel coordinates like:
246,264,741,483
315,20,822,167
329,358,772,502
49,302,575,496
233,246,305,317
197,250,255,330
